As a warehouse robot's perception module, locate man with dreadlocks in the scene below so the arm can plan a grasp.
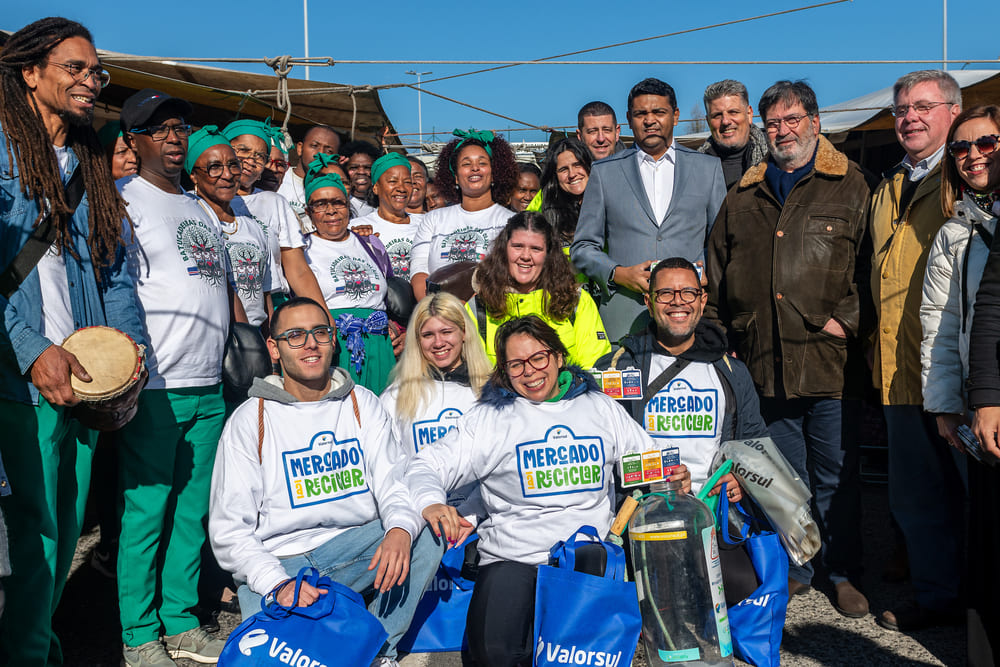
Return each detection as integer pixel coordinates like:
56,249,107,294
0,16,144,666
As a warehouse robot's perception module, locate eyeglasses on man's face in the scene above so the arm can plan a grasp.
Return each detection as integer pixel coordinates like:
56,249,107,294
130,124,193,142
273,325,335,348
651,287,703,304
47,61,111,88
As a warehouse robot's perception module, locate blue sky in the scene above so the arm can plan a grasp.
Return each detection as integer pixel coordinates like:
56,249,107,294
9,1,1000,147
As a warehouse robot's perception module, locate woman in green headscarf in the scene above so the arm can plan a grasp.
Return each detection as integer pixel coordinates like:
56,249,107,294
302,173,402,392
409,129,518,300
186,126,277,329
353,153,423,280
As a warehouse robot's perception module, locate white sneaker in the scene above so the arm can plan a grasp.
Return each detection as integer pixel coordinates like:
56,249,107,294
370,658,399,667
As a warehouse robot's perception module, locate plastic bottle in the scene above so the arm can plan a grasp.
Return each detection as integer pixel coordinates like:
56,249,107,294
629,479,734,666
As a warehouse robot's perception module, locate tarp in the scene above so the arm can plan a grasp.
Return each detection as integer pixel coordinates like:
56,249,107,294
676,69,1000,146
0,29,399,146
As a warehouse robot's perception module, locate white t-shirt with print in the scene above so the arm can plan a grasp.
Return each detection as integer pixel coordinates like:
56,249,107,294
276,169,314,235
37,145,75,344
643,355,727,492
409,203,513,277
304,233,387,311
241,191,304,294
353,211,423,281
119,175,230,389
351,196,376,219
194,197,276,328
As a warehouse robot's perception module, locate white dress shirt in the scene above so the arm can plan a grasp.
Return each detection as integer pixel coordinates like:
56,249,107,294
636,142,677,225
902,143,945,182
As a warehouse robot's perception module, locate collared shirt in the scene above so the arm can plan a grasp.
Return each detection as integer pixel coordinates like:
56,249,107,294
902,143,945,182
636,142,676,225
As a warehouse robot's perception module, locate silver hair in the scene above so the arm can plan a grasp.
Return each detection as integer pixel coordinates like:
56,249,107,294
703,80,750,111
893,70,962,106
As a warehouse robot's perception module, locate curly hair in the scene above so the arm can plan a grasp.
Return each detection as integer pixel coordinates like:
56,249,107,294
0,17,130,275
540,137,592,245
432,133,517,206
475,211,580,321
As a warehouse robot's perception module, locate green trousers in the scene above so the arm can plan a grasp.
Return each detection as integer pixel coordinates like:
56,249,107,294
116,385,225,647
0,398,95,666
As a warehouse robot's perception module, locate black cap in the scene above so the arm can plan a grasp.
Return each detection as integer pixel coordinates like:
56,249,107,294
120,88,193,132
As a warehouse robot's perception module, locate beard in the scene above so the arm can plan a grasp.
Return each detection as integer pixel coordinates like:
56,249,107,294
61,105,94,127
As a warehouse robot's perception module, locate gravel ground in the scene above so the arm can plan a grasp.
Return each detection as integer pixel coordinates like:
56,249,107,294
56,484,964,666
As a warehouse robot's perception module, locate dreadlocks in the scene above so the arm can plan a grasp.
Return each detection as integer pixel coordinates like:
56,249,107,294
0,17,129,277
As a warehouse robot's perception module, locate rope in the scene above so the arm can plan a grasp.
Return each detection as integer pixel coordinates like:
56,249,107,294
350,87,357,140
403,84,546,131
263,55,294,131
384,0,853,88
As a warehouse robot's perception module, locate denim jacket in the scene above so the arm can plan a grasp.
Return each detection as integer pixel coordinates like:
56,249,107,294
0,129,145,411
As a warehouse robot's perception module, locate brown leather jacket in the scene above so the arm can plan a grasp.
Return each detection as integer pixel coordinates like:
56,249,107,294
705,136,872,399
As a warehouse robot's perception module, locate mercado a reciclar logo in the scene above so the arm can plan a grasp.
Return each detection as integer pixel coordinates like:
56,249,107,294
176,219,226,286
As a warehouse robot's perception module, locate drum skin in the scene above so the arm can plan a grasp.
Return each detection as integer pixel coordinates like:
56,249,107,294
61,326,146,431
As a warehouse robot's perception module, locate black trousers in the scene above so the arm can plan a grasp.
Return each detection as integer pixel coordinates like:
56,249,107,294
465,560,538,667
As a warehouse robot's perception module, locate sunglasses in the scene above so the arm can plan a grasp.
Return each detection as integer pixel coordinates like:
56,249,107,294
948,134,1000,160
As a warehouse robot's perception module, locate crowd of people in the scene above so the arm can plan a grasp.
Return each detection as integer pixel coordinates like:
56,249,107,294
2,14,999,667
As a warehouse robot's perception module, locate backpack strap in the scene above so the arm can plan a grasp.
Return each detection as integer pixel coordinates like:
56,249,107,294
0,167,85,300
469,295,488,345
350,388,361,427
257,389,360,465
257,397,265,464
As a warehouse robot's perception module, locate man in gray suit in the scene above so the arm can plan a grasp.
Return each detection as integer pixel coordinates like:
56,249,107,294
571,78,726,342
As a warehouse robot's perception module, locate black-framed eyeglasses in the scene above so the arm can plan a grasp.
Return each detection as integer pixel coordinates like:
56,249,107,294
652,287,702,304
505,349,554,378
130,124,193,142
764,114,809,132
948,134,1000,160
195,160,242,179
233,146,268,165
307,199,350,213
890,101,955,117
47,61,111,88
273,325,335,348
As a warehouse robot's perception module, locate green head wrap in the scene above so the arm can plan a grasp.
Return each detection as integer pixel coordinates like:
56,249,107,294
304,153,342,188
450,128,495,174
221,119,271,152
262,117,288,156
370,153,411,186
304,173,348,203
97,121,123,150
184,125,232,173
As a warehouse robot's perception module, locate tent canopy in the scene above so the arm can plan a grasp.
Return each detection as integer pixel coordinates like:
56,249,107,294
0,29,399,146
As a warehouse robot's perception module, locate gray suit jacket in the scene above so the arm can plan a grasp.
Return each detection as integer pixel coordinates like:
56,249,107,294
571,145,726,341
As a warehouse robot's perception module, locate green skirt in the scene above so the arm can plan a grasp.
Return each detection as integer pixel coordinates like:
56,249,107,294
330,307,395,394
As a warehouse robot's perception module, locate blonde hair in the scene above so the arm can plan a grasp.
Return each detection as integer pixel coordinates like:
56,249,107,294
389,292,492,421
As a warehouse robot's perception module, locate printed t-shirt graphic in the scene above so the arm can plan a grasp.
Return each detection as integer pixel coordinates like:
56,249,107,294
176,218,227,286
516,425,606,497
355,211,422,280
304,234,388,311
643,355,726,488
283,429,369,508
412,408,463,452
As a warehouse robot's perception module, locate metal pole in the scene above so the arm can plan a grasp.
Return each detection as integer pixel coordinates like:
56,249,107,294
406,70,432,145
943,0,947,70
303,0,311,80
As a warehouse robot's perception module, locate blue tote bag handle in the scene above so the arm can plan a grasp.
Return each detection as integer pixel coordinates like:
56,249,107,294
262,566,367,621
549,525,626,581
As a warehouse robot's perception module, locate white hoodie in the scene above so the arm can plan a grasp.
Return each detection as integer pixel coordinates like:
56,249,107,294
209,369,421,596
406,375,658,566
